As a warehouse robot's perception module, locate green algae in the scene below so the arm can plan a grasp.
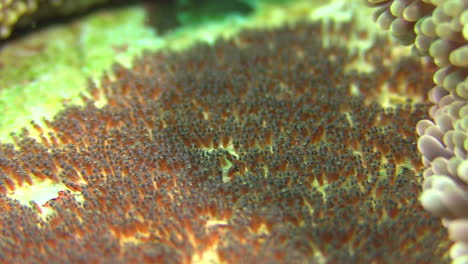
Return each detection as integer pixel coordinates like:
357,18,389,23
0,0,347,144
0,6,159,142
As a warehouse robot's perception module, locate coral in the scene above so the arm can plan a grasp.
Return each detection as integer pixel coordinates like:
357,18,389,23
0,20,450,263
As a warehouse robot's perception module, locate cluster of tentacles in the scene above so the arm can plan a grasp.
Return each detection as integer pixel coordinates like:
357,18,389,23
369,0,468,262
